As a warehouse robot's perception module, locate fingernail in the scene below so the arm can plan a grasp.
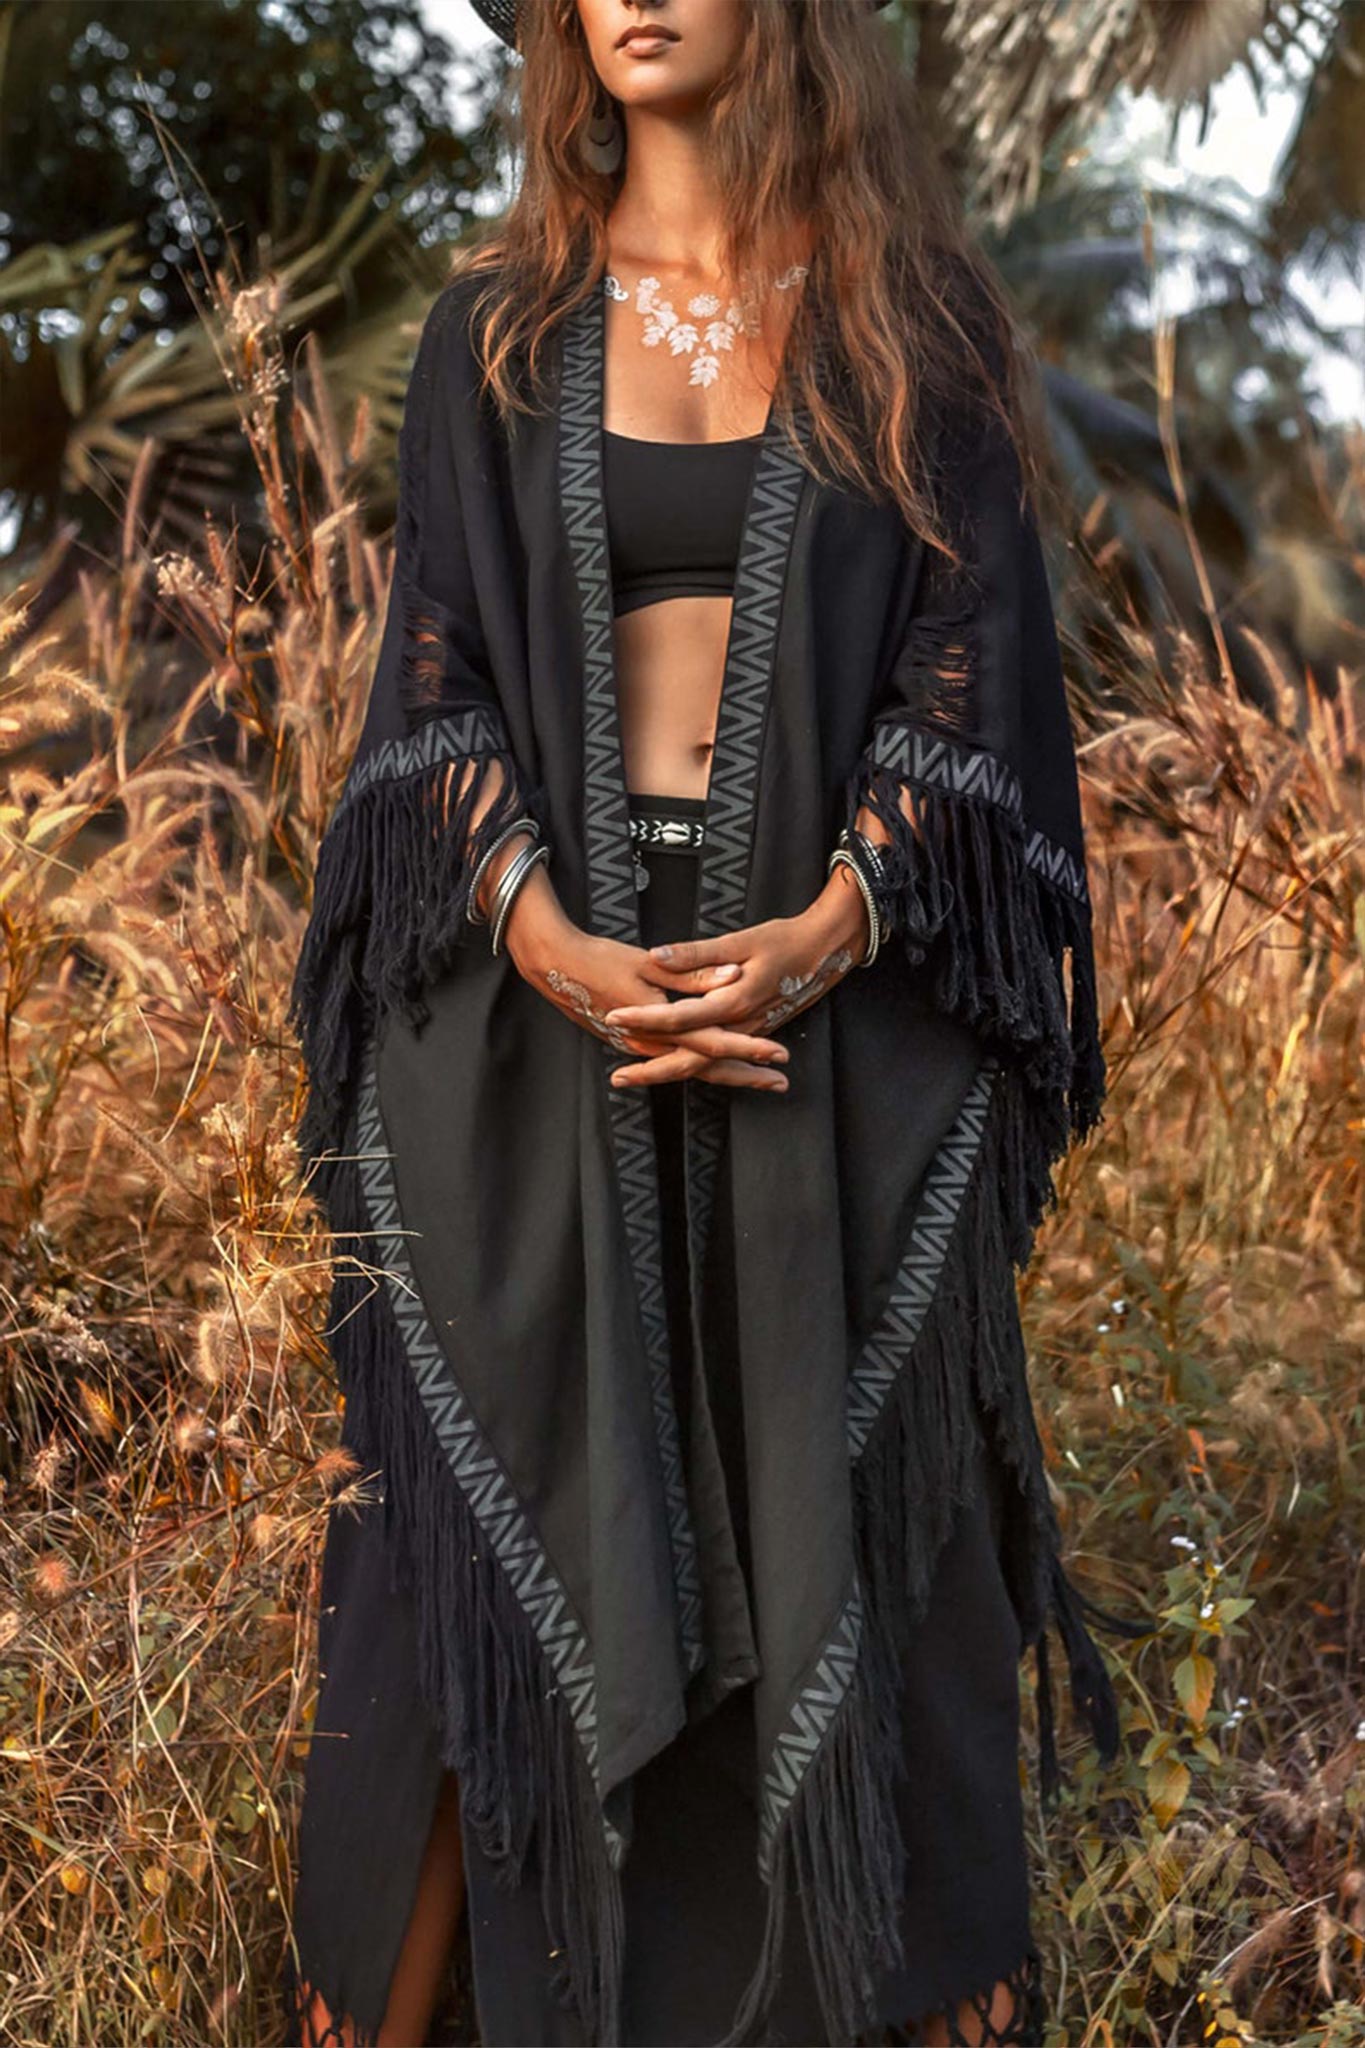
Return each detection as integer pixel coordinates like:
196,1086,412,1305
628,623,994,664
714,963,739,980
772,1049,789,1063
650,945,673,962
604,1011,621,1024
767,1077,788,1091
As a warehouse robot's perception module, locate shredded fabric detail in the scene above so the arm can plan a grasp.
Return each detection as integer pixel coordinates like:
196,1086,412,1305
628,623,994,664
396,570,503,728
884,599,981,741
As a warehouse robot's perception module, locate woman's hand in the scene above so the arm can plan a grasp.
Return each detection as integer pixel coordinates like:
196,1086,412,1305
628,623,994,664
502,866,792,1093
599,863,872,1089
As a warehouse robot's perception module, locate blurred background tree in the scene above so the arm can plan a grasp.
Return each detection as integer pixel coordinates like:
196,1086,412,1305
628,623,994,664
0,0,501,560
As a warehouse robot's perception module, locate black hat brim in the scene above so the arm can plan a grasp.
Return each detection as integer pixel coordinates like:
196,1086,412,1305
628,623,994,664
467,0,895,51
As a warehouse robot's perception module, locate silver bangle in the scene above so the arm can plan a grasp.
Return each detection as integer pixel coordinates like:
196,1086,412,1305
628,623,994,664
486,835,543,942
467,816,540,927
847,825,889,889
490,841,551,957
827,846,881,969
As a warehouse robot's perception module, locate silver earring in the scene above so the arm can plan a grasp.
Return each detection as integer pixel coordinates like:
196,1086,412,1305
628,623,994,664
581,91,624,174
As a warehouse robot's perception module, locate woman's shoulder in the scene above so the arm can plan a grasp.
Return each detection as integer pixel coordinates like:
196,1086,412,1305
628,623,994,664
414,254,504,374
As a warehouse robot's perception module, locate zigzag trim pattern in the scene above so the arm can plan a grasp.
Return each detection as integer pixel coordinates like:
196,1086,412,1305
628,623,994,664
1023,826,1088,902
846,1062,999,1457
333,706,509,816
870,722,1024,817
679,380,812,1363
754,1060,999,1867
756,1579,865,1878
693,410,810,939
869,722,1090,905
353,1050,626,1866
558,278,705,1678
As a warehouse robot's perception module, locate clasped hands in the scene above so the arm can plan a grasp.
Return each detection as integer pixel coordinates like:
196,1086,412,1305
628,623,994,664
504,862,871,1094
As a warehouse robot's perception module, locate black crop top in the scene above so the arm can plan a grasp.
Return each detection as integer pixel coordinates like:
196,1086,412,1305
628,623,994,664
602,428,761,617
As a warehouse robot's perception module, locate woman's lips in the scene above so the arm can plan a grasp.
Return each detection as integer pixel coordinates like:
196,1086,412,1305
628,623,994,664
619,31,677,55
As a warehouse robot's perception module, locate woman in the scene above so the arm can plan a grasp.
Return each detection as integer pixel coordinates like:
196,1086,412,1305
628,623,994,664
282,1,1144,2043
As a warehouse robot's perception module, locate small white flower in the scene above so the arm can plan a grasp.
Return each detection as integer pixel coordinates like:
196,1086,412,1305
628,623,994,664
1199,1600,1215,1618
1110,1383,1124,1408
688,293,721,316
636,276,661,307
1355,1719,1365,1742
1112,1297,1128,1314
1170,1535,1198,1552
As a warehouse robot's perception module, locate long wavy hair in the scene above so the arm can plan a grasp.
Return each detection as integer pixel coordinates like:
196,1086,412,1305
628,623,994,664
451,0,1051,564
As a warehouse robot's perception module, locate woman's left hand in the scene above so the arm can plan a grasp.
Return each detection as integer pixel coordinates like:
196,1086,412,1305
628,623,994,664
601,865,872,1089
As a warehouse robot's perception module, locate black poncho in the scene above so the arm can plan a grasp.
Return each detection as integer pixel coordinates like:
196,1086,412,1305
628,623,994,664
285,256,1138,2046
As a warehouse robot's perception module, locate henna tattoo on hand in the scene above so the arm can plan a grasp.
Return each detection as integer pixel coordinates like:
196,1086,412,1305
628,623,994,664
545,966,633,1052
757,946,854,1032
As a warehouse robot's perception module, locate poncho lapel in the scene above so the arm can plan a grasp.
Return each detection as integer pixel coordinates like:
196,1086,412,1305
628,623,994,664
557,269,813,1715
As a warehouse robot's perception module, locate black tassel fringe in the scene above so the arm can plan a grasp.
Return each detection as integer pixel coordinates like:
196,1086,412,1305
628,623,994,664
287,740,545,1186
846,751,1108,1154
285,1119,626,2046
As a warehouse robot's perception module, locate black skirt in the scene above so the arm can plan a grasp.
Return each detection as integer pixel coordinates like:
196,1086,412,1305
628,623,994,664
287,803,1045,2048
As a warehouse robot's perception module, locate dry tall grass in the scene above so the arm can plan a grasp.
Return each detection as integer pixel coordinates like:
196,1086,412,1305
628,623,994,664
1,279,1362,2048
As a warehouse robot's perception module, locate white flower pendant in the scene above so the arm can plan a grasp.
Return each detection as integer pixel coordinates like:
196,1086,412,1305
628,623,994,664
603,264,807,400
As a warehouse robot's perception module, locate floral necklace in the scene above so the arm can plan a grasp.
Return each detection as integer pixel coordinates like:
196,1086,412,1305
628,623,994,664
602,262,808,392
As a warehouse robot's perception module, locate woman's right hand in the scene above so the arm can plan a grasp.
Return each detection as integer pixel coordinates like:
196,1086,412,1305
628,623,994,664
502,867,790,1093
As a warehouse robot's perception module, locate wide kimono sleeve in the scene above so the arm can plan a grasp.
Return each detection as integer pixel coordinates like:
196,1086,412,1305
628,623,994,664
841,372,1108,1175
287,279,545,1179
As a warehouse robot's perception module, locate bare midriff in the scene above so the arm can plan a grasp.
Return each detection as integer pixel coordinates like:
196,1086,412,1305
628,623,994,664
613,592,735,800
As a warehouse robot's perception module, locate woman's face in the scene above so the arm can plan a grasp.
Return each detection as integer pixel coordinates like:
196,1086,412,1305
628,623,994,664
574,0,744,114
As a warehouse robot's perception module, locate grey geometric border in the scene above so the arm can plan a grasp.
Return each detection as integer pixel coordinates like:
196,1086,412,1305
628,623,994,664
334,706,509,817
681,377,812,1351
558,275,708,1677
354,1047,626,1865
692,404,810,940
870,722,1090,905
755,1058,1000,1871
756,1577,864,1878
870,721,1025,820
846,1061,999,1457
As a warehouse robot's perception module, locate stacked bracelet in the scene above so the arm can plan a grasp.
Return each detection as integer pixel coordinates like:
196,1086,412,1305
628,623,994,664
467,817,540,927
490,840,551,957
826,826,891,970
827,848,880,969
